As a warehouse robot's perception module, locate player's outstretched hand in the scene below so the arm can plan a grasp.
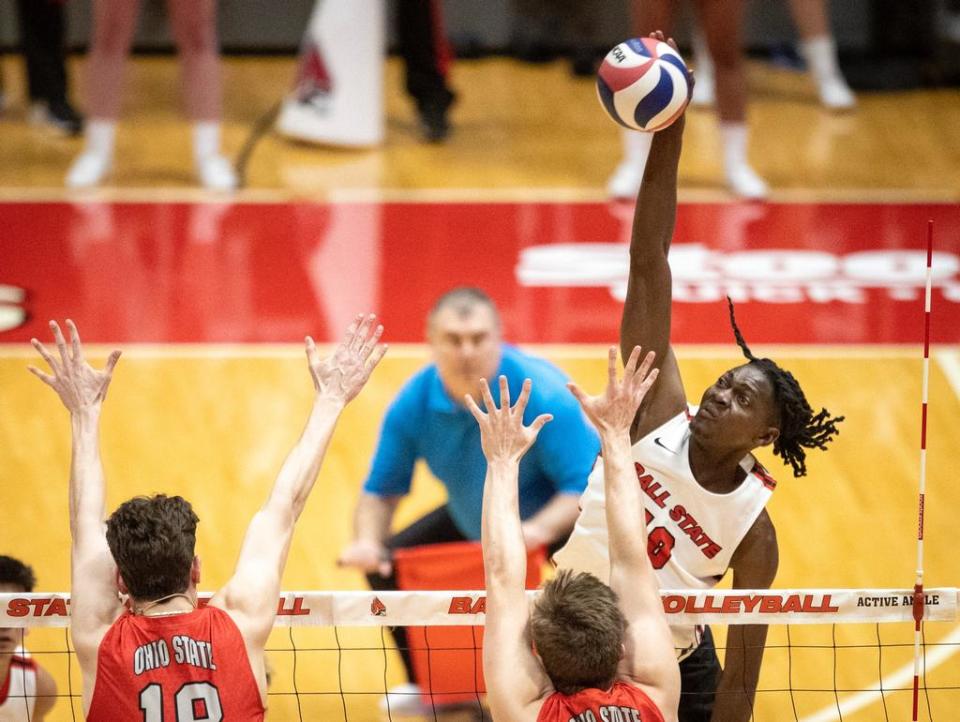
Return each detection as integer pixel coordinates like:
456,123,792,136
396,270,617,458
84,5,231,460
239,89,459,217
306,313,387,405
29,320,121,413
466,376,552,465
567,346,658,435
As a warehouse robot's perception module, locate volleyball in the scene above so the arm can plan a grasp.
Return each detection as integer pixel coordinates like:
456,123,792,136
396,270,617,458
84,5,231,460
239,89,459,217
596,37,693,132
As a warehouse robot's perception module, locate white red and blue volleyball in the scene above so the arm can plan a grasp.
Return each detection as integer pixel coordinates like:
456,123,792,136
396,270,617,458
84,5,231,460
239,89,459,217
597,38,692,132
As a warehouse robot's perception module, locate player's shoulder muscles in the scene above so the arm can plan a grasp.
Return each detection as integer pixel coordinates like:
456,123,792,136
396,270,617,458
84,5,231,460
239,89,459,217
730,509,779,589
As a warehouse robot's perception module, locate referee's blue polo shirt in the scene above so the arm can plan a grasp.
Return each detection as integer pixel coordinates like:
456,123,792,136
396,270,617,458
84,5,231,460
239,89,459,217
362,345,600,540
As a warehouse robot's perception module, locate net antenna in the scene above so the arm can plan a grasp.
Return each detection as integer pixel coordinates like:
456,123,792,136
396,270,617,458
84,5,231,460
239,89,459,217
911,219,934,721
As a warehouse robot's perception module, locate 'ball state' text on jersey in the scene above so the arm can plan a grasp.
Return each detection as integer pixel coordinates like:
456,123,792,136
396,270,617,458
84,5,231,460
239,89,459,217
553,406,775,657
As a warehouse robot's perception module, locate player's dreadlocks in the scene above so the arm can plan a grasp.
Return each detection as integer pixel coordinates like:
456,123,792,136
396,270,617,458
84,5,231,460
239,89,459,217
726,298,844,478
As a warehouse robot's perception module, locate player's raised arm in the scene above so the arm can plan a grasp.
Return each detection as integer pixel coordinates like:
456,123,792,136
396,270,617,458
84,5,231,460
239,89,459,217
28,321,123,663
467,376,553,722
568,347,679,718
621,32,689,439
212,314,387,646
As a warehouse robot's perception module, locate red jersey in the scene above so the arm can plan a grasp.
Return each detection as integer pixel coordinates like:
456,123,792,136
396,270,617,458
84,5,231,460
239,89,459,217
537,682,665,722
87,605,265,722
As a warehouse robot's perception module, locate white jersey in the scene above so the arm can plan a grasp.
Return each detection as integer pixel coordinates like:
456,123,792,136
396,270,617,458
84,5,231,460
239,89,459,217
554,406,776,657
0,648,37,722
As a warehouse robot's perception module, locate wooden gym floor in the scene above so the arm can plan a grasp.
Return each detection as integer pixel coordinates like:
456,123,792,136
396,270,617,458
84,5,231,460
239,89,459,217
0,54,959,721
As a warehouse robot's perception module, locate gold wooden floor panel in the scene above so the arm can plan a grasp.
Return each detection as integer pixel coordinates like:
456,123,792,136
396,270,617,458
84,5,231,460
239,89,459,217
2,347,958,720
0,56,959,197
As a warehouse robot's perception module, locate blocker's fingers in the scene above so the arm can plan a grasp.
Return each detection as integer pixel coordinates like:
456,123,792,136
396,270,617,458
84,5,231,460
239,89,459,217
499,375,510,411
567,381,589,408
103,350,122,377
66,319,82,362
31,338,58,371
635,350,656,381
607,346,618,386
479,378,496,412
514,378,532,417
51,321,69,366
530,413,553,434
465,393,485,422
366,342,388,371
361,324,384,358
27,365,55,386
624,345,643,376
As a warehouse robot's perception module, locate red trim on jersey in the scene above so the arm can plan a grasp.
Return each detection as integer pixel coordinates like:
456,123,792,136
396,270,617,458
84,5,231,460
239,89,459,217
0,656,36,705
752,460,778,490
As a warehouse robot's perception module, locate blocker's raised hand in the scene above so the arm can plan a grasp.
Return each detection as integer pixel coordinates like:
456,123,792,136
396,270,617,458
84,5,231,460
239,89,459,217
306,313,388,404
466,376,552,465
29,320,121,412
567,346,659,435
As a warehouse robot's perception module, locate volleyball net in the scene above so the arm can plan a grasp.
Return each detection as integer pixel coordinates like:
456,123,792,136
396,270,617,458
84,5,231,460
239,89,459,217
3,588,958,721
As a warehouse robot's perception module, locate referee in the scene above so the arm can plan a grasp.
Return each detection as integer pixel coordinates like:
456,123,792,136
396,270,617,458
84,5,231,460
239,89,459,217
338,287,600,711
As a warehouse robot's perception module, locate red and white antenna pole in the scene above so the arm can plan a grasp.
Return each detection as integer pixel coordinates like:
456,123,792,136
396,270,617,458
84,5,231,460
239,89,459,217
911,219,934,721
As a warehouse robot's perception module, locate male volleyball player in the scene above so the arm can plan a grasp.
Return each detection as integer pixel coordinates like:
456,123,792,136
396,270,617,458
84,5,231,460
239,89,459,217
0,556,57,721
471,347,680,722
28,315,387,720
554,80,843,721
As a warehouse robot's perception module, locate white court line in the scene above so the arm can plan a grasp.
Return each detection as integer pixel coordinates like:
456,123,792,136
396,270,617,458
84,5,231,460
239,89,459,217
0,186,957,204
935,349,960,400
0,343,947,360
799,623,960,722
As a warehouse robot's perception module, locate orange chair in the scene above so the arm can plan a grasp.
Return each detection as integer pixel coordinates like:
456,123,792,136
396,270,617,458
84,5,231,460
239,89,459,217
393,540,546,706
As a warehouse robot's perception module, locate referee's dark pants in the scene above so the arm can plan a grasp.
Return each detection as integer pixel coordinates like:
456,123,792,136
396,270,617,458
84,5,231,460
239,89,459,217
395,0,455,112
16,0,70,105
367,505,569,683
678,626,723,721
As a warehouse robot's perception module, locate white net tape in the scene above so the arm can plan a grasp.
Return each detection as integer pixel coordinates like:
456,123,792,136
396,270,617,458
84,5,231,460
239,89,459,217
3,588,957,628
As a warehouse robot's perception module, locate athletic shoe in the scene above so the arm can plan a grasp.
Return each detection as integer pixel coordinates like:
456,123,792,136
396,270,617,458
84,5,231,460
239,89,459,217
196,155,238,191
66,151,112,188
725,162,769,200
606,159,644,200
30,100,84,136
817,76,857,111
417,91,456,143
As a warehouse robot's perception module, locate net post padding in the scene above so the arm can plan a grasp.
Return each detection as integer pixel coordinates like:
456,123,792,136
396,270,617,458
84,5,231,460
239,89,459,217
3,588,957,628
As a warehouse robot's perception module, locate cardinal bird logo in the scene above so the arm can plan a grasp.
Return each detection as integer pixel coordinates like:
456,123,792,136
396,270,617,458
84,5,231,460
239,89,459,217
370,597,387,617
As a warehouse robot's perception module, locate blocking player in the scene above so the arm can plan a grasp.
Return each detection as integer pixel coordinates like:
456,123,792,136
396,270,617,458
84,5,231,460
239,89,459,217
28,316,386,720
470,347,680,722
0,556,57,721
554,96,843,720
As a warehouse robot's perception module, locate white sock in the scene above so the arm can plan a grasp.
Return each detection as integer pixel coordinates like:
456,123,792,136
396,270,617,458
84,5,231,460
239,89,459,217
800,35,855,109
85,120,117,159
606,130,654,199
800,35,841,86
192,121,222,162
720,122,768,199
624,129,654,167
690,30,716,106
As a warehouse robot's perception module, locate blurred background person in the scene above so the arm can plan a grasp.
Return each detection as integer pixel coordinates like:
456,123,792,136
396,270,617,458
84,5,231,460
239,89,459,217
66,0,236,190
397,0,457,142
691,0,855,110
0,0,83,135
0,556,57,721
337,287,600,712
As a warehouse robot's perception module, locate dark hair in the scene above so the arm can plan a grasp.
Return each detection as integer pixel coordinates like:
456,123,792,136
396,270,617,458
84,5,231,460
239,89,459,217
529,570,626,695
105,495,199,601
428,287,500,327
0,556,36,592
727,298,844,477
